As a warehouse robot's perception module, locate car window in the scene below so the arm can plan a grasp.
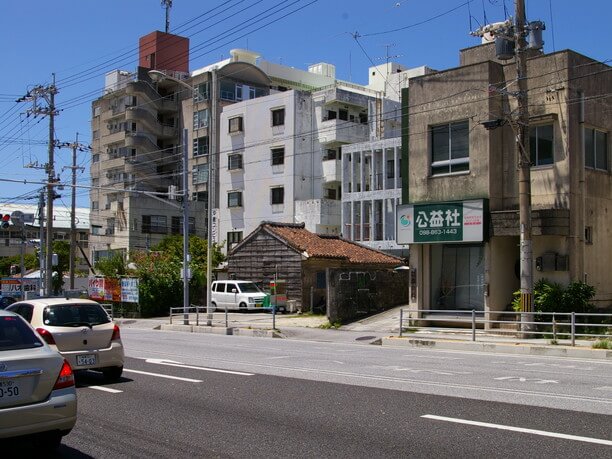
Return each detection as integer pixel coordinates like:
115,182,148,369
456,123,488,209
9,304,34,323
43,303,111,327
216,283,225,293
226,283,237,293
239,283,262,293
0,315,44,350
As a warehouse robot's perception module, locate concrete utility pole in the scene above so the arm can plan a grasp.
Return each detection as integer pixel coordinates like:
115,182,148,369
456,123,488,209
60,134,87,290
38,190,45,296
514,0,533,331
206,69,218,327
162,0,172,33
182,128,190,325
18,76,59,296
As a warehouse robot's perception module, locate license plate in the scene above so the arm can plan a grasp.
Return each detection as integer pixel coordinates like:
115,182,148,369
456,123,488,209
76,354,97,366
0,380,21,399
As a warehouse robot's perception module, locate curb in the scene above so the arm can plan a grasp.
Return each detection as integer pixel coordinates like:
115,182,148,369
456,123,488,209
159,324,281,338
381,337,612,359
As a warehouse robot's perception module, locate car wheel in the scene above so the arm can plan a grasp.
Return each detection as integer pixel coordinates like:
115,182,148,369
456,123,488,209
239,302,247,310
102,366,123,382
211,302,217,311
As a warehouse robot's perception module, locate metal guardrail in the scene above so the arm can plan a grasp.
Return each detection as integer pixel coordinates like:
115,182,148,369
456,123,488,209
101,303,114,319
169,304,280,329
399,309,612,345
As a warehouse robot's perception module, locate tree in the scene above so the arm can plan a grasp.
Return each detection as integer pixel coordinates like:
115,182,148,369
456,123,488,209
94,252,129,277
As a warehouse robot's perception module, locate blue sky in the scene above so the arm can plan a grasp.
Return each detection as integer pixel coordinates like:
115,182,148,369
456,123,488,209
1,0,610,209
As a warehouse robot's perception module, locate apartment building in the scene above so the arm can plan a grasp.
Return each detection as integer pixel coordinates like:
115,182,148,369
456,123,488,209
399,43,611,316
90,31,206,262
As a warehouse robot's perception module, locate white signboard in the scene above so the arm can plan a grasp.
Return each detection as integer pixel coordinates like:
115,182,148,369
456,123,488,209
1,278,40,298
120,278,139,303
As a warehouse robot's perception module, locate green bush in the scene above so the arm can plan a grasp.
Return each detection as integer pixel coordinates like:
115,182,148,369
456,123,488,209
512,279,595,314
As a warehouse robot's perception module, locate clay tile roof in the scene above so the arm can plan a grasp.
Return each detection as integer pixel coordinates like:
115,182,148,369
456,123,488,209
262,222,403,265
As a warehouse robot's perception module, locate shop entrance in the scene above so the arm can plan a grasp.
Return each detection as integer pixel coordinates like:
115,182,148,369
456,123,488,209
430,244,484,311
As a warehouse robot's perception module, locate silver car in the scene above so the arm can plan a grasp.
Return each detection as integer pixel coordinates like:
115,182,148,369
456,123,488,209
7,298,124,381
0,310,77,447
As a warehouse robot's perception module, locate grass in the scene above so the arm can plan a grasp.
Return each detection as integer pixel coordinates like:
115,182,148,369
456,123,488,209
319,321,342,329
592,339,612,350
400,328,419,334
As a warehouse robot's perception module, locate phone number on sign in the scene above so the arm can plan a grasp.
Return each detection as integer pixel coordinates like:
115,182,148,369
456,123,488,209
418,228,458,236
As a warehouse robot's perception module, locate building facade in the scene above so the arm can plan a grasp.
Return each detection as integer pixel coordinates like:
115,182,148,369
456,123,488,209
400,43,611,318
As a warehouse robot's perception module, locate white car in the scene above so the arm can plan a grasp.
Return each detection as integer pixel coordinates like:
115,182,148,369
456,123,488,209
211,281,267,311
0,310,77,447
7,298,124,381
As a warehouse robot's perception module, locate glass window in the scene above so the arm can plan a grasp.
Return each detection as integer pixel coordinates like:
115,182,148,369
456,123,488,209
271,148,284,165
339,109,348,121
0,315,43,350
529,124,554,166
193,82,209,102
228,154,243,170
228,191,242,208
585,127,608,171
431,120,469,175
229,116,243,133
192,164,209,184
220,80,236,101
193,136,209,157
142,215,167,234
271,187,284,205
193,109,209,129
171,216,196,235
43,303,111,327
272,108,285,126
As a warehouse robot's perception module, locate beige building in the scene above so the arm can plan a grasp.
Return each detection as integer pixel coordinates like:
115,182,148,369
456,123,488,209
400,43,611,318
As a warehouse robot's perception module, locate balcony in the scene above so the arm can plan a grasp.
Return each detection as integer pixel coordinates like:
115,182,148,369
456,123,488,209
318,119,369,145
322,159,341,184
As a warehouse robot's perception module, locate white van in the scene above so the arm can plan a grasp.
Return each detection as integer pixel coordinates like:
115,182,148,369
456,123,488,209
210,280,267,311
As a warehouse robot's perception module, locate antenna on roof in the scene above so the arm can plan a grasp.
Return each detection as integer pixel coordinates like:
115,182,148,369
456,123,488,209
161,0,172,33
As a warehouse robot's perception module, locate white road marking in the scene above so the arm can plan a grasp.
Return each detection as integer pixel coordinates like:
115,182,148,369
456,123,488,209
495,376,559,384
421,415,612,446
391,366,471,376
266,356,292,360
407,355,464,361
594,386,612,391
124,369,202,382
87,386,123,394
144,358,254,376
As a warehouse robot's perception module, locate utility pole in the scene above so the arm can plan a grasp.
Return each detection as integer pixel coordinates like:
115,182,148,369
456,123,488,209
59,134,87,290
18,76,58,296
515,0,533,331
206,69,218,327
162,0,172,33
38,190,45,296
182,128,190,325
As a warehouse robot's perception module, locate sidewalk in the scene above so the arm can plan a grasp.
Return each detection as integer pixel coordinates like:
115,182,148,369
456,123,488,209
115,314,612,360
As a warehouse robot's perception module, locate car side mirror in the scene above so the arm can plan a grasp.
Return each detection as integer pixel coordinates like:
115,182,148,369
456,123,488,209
232,289,237,294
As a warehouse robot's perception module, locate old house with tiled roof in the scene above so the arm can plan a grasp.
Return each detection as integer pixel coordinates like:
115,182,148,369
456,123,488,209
227,222,409,321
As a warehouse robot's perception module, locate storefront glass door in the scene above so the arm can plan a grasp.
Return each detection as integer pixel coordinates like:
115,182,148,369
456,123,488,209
430,244,484,311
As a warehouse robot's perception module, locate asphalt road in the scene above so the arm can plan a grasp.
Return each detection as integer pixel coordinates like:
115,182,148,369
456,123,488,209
9,329,612,458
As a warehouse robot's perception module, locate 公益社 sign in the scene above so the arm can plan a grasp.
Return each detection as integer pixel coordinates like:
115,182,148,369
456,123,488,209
396,199,485,244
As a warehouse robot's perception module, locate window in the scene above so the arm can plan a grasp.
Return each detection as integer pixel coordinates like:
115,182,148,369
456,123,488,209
91,201,99,211
272,108,285,126
192,164,208,184
386,159,395,179
271,186,284,205
193,109,209,129
91,225,102,236
220,80,236,100
339,109,348,121
171,216,196,235
142,215,167,234
193,136,209,157
323,149,337,161
431,120,469,175
92,153,100,163
585,226,593,245
585,127,608,170
192,191,207,202
228,191,242,208
193,82,209,102
359,113,368,124
326,110,337,121
529,124,554,166
228,154,243,170
227,231,243,250
271,147,285,166
229,116,243,133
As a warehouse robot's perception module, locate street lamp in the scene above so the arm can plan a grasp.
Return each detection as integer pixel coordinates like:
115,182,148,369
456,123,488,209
148,70,193,325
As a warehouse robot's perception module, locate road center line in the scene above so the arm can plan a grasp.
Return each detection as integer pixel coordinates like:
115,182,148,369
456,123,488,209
421,415,612,446
124,369,202,382
87,385,123,394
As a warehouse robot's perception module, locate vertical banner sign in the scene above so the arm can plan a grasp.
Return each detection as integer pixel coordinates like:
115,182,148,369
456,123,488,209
88,277,105,301
120,278,139,303
397,199,485,244
211,208,219,243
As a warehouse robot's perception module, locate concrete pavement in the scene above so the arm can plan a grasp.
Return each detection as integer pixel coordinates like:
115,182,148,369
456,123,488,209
115,308,611,359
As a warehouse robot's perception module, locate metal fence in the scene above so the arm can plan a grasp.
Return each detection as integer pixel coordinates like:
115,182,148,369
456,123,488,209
399,309,612,345
169,304,279,329
101,303,113,319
